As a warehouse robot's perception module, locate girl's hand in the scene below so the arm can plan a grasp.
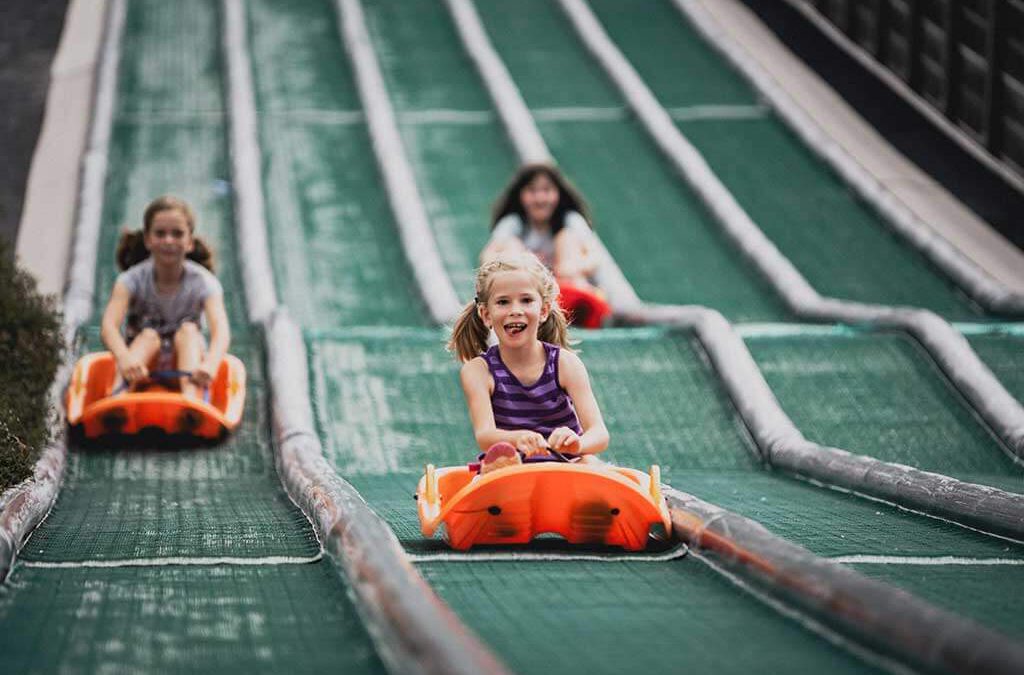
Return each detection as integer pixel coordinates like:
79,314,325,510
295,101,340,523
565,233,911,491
513,430,549,457
117,354,149,384
191,360,215,388
547,427,581,454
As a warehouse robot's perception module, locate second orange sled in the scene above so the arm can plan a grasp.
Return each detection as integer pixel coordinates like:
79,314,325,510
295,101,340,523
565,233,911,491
416,460,672,551
65,351,246,443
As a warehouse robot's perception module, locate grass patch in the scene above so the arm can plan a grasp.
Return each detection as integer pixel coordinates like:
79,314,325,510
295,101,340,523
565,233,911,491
0,244,63,490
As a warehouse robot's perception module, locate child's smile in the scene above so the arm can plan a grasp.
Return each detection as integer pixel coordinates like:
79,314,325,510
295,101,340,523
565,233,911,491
145,210,194,266
480,270,549,344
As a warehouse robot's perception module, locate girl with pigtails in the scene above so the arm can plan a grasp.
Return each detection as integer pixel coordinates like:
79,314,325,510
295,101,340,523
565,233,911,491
448,253,609,474
100,195,229,400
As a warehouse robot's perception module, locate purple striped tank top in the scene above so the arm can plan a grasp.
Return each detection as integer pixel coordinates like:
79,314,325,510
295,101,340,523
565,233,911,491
484,343,582,437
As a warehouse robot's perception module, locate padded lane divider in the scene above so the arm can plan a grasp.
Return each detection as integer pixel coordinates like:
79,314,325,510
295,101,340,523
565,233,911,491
443,0,549,164
222,0,277,322
334,0,462,324
673,0,1024,316
628,305,1024,541
0,0,126,584
266,311,511,675
557,0,1024,463
222,4,510,672
0,447,65,582
445,0,1024,539
666,487,1024,674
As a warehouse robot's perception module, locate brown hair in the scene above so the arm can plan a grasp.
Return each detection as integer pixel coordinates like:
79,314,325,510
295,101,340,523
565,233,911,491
447,253,572,363
115,195,216,272
491,163,592,236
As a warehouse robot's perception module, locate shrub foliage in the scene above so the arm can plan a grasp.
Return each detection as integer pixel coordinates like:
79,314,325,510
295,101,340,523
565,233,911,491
0,245,63,490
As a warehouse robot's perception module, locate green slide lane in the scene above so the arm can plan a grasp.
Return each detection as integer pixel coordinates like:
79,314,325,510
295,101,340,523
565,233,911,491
473,0,790,321
0,565,380,674
249,0,426,329
745,331,1023,489
362,0,516,297
309,330,1024,669
587,0,982,320
310,331,881,674
0,2,382,671
969,333,1024,404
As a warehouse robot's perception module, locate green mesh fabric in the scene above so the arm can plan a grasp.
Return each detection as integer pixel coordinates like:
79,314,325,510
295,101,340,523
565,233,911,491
678,118,981,317
0,2,383,671
586,0,986,319
744,332,1024,488
419,559,876,675
20,472,318,561
0,562,380,674
852,564,1024,640
249,0,427,329
473,0,790,321
585,0,759,106
362,0,517,298
309,330,1024,651
969,334,1024,403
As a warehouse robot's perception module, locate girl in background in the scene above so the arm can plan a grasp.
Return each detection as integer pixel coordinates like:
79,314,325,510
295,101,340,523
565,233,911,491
481,163,611,328
100,195,229,400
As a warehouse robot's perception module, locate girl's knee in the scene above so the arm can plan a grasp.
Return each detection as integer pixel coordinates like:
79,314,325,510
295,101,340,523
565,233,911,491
132,328,161,350
174,322,200,346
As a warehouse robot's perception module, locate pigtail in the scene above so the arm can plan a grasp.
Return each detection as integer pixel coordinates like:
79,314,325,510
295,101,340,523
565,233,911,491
447,300,490,363
189,236,217,273
115,229,149,271
538,304,572,351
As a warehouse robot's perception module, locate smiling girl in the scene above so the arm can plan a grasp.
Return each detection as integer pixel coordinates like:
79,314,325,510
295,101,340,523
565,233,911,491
481,163,611,328
100,196,229,400
448,253,609,474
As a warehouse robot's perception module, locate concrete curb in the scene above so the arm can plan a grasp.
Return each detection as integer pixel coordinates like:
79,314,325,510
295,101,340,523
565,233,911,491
15,0,110,299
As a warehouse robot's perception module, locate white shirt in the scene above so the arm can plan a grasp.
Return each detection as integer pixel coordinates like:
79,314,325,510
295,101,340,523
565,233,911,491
489,211,593,268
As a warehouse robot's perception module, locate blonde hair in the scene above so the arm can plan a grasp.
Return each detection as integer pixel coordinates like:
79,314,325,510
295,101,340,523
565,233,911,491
448,253,571,363
115,195,216,272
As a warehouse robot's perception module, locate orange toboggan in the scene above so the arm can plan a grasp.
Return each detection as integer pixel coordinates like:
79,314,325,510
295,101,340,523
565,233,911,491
416,460,672,551
65,351,246,442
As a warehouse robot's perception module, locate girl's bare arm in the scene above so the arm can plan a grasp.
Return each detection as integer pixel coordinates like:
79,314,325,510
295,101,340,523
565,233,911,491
558,350,609,455
100,282,133,361
553,228,598,281
200,293,230,376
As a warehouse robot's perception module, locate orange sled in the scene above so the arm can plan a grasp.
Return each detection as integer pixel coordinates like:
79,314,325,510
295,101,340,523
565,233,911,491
65,351,246,442
417,461,671,551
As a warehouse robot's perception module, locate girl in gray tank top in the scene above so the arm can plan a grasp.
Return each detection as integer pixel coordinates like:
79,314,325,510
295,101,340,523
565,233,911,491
448,253,610,474
99,196,230,400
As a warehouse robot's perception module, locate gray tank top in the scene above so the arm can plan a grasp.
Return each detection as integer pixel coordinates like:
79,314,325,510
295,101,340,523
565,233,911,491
117,258,222,339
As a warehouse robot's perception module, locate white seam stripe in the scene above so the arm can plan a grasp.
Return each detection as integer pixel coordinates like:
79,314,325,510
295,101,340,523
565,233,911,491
831,555,1024,566
408,544,687,563
22,553,324,568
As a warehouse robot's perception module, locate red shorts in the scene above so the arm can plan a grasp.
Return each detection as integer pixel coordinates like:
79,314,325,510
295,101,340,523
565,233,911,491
557,280,612,329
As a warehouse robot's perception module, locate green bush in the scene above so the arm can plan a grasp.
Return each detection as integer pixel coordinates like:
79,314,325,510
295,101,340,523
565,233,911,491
0,244,63,491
